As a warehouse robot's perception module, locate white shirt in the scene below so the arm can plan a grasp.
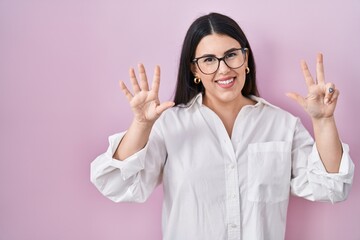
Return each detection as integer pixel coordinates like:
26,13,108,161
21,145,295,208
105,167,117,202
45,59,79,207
91,94,354,240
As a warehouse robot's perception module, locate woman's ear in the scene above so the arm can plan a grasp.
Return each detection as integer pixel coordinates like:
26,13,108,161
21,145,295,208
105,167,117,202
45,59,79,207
244,53,249,69
190,63,198,77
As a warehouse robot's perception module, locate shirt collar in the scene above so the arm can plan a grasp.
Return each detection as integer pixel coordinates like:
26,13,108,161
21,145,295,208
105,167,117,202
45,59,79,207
181,93,278,110
176,93,203,109
189,93,203,108
249,95,279,109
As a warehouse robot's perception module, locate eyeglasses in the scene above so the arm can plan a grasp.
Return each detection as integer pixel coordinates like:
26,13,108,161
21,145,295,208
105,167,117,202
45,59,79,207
192,48,248,75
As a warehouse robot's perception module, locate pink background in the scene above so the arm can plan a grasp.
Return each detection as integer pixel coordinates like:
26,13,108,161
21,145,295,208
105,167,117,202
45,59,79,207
1,0,359,239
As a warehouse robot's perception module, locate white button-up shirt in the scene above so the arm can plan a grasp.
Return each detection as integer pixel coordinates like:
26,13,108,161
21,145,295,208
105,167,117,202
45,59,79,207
91,94,354,240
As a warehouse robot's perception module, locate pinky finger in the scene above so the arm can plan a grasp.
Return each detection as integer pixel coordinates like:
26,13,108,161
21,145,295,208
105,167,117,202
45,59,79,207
119,80,133,102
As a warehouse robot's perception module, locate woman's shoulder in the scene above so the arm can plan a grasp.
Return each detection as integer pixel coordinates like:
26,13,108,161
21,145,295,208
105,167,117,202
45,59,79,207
250,95,298,120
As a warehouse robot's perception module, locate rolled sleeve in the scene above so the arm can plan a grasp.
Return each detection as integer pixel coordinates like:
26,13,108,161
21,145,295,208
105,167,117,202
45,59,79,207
90,127,166,203
109,153,146,180
306,143,355,203
90,132,149,202
106,133,148,181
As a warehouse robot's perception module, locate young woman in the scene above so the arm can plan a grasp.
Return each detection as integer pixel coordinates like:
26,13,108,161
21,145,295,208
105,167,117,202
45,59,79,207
91,12,354,240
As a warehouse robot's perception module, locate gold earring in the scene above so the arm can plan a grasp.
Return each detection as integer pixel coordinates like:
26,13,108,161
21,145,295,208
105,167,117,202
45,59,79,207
194,77,201,84
246,67,250,74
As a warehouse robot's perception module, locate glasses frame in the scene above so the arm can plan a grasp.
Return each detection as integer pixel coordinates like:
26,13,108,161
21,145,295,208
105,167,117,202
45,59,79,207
192,47,248,75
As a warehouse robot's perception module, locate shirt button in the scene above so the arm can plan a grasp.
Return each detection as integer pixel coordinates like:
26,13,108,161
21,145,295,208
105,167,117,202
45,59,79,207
229,223,237,228
229,164,235,169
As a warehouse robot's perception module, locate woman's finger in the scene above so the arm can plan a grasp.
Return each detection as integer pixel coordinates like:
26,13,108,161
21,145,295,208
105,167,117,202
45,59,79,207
286,92,306,109
328,88,340,105
316,53,325,84
129,67,141,94
151,65,161,95
301,60,315,90
119,80,133,102
138,63,150,91
155,101,175,115
324,82,338,104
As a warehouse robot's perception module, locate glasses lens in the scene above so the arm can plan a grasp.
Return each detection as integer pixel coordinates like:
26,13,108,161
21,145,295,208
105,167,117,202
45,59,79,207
197,56,219,75
197,49,246,74
224,49,246,69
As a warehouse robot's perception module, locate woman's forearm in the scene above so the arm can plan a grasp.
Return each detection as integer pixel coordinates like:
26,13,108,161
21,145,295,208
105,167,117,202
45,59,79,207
312,116,342,173
113,120,154,161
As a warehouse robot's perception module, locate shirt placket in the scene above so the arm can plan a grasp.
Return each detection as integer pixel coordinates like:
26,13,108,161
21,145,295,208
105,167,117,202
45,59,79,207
200,105,242,239
221,137,241,240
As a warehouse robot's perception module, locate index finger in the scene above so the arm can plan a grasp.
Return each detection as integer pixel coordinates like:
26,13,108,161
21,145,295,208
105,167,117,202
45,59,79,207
301,60,315,90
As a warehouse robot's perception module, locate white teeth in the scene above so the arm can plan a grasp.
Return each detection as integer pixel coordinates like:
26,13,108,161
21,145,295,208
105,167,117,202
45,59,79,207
217,78,234,85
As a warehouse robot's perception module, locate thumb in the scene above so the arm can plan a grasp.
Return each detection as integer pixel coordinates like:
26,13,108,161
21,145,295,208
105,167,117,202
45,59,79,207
286,92,306,108
155,101,175,115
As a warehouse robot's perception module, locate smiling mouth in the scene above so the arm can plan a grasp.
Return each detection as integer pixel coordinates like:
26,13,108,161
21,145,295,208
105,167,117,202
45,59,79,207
216,78,234,85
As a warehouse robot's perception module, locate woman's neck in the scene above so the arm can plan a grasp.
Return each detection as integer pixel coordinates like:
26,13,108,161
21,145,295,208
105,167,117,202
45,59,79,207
203,95,255,137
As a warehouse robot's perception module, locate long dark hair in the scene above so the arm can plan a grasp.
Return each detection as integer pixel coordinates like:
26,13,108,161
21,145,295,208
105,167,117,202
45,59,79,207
174,12,259,105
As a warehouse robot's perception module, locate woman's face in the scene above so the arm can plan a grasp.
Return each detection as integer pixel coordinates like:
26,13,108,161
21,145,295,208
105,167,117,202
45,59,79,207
193,33,248,106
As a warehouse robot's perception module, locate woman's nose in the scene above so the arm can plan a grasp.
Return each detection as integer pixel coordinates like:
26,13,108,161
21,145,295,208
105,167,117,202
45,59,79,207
217,59,230,74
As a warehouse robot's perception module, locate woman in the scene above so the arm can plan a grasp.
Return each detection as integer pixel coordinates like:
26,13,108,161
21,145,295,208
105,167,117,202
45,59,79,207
91,12,354,240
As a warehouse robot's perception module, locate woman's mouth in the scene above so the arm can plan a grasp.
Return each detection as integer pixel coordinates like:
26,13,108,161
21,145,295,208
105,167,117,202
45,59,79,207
216,78,235,88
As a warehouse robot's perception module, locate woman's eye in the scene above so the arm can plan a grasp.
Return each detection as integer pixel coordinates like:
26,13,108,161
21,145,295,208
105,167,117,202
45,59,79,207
226,52,238,59
203,57,216,63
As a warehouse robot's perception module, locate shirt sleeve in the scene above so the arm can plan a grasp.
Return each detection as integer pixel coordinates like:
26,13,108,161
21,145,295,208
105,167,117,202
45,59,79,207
90,128,166,203
290,119,355,203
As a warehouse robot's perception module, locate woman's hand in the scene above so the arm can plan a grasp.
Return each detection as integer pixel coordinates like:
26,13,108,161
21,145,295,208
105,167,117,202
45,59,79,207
286,53,339,119
120,64,175,125
287,53,343,172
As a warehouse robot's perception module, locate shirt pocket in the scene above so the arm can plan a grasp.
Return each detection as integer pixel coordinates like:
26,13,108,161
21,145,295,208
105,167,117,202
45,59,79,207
247,141,292,203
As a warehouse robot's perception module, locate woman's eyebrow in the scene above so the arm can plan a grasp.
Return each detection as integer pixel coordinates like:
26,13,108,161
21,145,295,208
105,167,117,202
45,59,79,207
224,47,240,55
196,53,216,58
197,47,240,58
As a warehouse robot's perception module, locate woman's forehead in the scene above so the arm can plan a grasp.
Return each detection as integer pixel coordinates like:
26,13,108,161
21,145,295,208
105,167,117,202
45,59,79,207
195,34,242,55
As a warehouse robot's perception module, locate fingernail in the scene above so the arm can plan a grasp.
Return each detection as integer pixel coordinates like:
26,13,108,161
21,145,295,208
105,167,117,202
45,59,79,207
324,98,329,104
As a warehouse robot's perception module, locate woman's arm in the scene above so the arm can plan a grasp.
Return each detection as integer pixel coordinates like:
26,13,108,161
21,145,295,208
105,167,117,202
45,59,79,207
113,120,154,160
287,53,342,173
312,116,342,173
114,64,174,160
91,64,173,202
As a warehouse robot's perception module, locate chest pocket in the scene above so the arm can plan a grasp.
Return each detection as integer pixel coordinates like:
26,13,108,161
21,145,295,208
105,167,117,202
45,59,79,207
247,141,292,203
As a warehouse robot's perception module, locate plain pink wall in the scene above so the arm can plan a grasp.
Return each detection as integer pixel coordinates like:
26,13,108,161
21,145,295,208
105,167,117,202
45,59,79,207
0,0,359,239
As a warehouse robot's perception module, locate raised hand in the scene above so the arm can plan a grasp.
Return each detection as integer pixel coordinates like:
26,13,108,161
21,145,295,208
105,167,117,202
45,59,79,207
120,64,175,125
286,53,339,119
